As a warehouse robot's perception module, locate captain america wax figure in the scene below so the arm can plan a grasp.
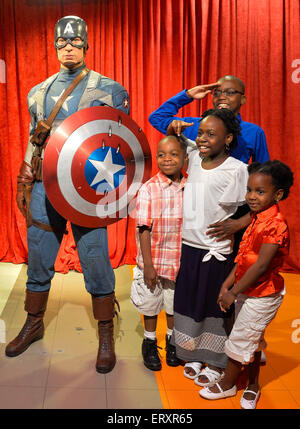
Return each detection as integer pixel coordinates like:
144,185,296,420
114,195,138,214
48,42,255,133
6,16,130,374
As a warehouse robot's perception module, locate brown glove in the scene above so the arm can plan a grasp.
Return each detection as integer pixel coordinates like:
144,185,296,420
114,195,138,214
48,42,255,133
16,161,35,218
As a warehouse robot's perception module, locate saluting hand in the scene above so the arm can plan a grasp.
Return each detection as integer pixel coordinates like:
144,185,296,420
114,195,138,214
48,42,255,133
186,82,220,100
166,82,221,137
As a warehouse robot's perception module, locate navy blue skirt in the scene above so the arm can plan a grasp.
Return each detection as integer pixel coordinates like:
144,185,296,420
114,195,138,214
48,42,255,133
174,244,234,322
173,244,235,367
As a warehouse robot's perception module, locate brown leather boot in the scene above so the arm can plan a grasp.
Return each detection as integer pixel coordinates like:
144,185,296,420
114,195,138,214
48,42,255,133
5,290,49,357
92,292,120,374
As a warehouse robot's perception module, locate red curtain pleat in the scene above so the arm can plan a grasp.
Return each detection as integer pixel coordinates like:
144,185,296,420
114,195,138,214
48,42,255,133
0,0,299,273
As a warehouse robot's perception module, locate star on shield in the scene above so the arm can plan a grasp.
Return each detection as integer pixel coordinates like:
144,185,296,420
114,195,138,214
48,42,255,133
85,146,126,193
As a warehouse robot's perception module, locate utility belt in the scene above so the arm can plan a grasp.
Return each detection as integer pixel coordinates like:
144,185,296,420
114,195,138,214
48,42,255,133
24,182,67,233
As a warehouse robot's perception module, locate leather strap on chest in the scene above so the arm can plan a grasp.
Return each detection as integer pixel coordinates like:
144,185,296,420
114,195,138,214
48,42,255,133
30,67,89,182
30,67,90,147
28,68,89,232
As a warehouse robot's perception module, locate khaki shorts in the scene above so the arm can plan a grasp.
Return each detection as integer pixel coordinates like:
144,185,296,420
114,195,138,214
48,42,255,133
130,266,175,316
225,292,283,364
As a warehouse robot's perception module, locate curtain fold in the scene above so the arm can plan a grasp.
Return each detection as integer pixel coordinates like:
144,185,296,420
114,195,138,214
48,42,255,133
0,0,299,273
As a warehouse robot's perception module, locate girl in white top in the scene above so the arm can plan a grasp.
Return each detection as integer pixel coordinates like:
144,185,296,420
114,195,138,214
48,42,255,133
172,108,249,388
183,150,248,258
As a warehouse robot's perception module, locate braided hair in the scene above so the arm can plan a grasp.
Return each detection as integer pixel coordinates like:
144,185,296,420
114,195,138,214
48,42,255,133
248,160,294,200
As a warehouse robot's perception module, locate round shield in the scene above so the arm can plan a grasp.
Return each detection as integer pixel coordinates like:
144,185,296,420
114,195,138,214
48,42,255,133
43,106,152,227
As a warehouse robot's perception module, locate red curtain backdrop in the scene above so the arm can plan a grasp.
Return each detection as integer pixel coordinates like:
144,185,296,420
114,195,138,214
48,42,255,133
0,0,299,273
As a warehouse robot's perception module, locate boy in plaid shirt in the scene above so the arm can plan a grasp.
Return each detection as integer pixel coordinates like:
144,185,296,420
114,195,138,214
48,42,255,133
131,135,187,371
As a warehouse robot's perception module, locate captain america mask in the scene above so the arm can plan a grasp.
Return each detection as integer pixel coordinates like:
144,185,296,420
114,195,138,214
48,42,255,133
54,16,89,50
55,37,85,50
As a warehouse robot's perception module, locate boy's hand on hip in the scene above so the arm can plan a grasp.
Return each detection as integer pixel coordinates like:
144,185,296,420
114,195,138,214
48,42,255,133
144,265,158,292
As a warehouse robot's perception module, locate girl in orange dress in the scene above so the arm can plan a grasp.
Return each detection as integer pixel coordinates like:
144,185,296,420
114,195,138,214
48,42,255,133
200,160,294,409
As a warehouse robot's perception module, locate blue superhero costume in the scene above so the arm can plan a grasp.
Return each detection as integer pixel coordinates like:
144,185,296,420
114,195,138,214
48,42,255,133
25,63,129,295
5,16,126,374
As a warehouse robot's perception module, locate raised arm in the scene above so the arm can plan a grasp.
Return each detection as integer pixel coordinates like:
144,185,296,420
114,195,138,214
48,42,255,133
148,83,220,137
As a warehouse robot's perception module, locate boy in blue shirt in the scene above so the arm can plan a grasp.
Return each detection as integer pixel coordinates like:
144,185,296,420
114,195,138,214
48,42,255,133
149,75,269,165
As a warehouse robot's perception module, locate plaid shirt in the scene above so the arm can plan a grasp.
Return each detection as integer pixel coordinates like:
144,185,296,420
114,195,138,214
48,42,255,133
135,171,186,281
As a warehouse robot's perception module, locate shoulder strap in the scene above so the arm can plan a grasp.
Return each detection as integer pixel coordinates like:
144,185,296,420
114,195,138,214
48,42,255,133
46,67,89,126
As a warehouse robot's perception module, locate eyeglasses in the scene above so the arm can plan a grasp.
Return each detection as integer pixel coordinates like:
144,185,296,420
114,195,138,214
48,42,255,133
212,89,244,97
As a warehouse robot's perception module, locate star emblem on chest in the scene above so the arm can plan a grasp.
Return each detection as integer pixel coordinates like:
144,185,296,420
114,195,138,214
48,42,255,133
51,90,74,112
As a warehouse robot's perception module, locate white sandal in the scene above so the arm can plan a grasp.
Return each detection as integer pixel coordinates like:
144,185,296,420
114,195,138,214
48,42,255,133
194,366,225,387
200,383,237,400
183,362,202,380
240,388,260,409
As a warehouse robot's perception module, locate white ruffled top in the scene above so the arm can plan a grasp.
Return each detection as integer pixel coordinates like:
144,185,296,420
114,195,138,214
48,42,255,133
182,150,249,261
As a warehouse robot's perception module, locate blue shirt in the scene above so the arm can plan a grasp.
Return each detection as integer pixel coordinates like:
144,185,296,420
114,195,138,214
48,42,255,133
149,90,270,164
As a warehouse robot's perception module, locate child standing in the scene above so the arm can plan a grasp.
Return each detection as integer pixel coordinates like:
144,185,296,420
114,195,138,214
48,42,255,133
131,135,188,371
200,160,293,409
173,108,249,386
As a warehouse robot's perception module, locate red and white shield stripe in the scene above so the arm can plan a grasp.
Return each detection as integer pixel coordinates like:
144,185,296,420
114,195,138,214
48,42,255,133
43,106,152,227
